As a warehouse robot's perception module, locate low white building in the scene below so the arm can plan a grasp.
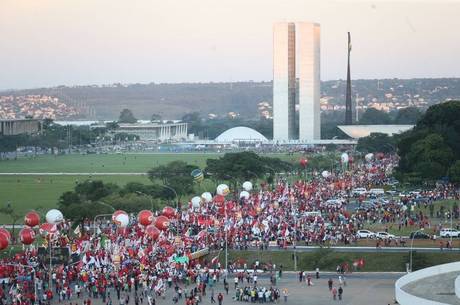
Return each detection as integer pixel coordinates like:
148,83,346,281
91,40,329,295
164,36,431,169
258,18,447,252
116,122,187,142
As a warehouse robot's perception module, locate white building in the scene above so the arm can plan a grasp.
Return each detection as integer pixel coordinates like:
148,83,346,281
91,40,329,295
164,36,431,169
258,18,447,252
273,22,296,142
298,22,321,141
116,122,187,142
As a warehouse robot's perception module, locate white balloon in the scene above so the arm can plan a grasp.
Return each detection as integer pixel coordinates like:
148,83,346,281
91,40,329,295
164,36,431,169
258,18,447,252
341,153,349,164
216,184,229,196
242,181,253,191
191,196,202,209
46,209,63,224
201,192,213,203
321,170,330,178
240,191,250,200
115,213,129,228
365,153,374,162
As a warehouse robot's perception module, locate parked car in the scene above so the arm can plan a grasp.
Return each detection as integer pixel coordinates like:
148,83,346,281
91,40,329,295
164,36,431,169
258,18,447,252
368,188,385,196
440,228,460,238
352,188,367,197
356,230,375,239
376,232,395,239
409,231,431,239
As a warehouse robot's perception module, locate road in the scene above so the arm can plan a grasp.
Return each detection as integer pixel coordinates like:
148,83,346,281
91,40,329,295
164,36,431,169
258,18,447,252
0,172,146,175
256,245,456,253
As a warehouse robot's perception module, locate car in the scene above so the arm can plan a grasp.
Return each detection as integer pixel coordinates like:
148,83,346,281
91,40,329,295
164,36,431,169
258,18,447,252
376,232,395,239
352,188,367,197
440,228,460,238
368,188,385,196
409,231,431,239
356,230,375,239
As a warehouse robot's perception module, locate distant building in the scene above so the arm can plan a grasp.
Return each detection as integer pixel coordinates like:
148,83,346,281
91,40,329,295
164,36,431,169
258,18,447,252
337,124,414,139
214,126,268,144
116,122,187,142
0,119,42,136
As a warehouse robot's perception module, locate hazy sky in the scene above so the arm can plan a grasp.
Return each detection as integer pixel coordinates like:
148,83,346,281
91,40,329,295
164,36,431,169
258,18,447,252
1,0,459,90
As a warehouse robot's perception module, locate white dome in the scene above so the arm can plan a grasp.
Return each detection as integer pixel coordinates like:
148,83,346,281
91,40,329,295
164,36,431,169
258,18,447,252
215,127,268,142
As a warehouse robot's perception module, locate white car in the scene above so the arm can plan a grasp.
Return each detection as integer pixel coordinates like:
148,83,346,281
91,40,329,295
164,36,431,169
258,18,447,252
376,232,395,239
356,230,375,239
352,188,367,197
368,188,385,196
440,228,460,238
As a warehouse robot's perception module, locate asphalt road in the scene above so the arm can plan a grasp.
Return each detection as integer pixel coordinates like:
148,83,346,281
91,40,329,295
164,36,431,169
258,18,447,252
259,245,457,253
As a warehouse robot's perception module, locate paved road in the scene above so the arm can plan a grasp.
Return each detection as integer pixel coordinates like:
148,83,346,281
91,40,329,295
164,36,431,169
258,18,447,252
51,272,400,305
264,245,457,253
0,172,147,175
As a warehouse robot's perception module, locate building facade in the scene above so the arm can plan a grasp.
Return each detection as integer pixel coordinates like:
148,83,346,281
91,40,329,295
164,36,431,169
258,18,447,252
0,119,42,136
116,122,187,141
272,21,321,142
273,22,296,142
298,22,321,140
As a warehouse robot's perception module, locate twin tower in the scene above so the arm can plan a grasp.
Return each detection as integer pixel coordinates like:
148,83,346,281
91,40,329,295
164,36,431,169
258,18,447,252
273,22,321,142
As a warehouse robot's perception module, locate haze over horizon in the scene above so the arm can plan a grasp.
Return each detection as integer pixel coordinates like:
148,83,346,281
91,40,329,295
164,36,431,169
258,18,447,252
1,0,459,90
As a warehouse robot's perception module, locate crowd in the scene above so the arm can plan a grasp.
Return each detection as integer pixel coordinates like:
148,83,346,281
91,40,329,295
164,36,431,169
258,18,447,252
0,154,459,305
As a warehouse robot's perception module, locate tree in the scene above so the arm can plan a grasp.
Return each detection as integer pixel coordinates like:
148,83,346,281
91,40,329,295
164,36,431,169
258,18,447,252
118,109,137,123
394,107,422,124
359,108,392,125
151,114,162,122
449,161,460,183
0,204,22,239
356,133,396,153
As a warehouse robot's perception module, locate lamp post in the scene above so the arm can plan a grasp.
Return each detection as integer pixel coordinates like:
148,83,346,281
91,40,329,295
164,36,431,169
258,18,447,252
409,228,424,272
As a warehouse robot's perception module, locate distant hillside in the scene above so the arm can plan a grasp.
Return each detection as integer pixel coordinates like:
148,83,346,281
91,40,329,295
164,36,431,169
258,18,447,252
1,78,459,120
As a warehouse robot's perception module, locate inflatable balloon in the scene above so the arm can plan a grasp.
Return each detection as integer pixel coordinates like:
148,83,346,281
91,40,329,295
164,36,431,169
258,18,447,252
0,234,8,251
24,211,40,227
138,210,154,226
341,153,349,164
201,192,213,203
191,169,204,183
19,227,35,245
240,191,250,200
162,206,176,218
155,216,170,231
39,223,57,236
242,181,253,192
0,228,11,242
365,153,374,162
300,158,308,168
112,210,128,225
321,170,330,178
145,225,160,240
46,209,63,224
114,213,129,228
191,196,201,209
216,184,229,196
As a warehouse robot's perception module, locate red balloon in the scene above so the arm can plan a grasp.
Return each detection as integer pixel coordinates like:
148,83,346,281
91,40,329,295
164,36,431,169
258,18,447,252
162,206,176,219
155,216,170,231
112,210,128,223
138,210,154,226
0,228,11,242
145,225,160,240
24,211,40,227
39,223,57,236
0,234,8,251
19,228,35,245
300,158,308,168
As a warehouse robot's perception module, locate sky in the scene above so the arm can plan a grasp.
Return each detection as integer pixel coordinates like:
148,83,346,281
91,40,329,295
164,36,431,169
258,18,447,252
0,0,459,90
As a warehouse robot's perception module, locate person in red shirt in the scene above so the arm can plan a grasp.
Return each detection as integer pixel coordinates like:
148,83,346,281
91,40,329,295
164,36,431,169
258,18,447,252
217,293,223,305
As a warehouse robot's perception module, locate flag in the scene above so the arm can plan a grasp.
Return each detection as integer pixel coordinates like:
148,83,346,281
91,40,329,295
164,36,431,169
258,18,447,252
73,225,81,237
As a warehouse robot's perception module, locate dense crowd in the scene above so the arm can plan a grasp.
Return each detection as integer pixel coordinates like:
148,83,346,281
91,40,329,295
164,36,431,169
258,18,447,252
1,155,459,305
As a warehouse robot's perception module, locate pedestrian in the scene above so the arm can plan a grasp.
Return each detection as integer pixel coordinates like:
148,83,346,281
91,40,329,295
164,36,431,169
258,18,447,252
217,292,223,305
210,288,215,303
332,287,337,300
282,288,288,303
315,267,320,279
338,286,343,300
328,278,333,291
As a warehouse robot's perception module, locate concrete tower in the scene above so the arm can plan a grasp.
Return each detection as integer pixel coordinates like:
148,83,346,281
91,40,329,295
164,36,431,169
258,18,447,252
298,22,321,140
273,22,296,142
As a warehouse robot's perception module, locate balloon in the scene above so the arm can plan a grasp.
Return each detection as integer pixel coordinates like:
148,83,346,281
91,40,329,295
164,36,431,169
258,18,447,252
216,184,229,196
300,158,308,168
112,210,129,226
365,153,374,162
39,223,57,236
145,225,160,240
46,209,63,224
24,211,40,227
321,171,330,178
191,196,201,209
191,169,204,183
201,192,213,203
341,153,349,164
19,227,35,245
162,206,176,218
273,201,280,209
138,210,154,226
240,191,250,200
0,228,11,242
242,181,253,191
0,234,8,251
155,216,170,231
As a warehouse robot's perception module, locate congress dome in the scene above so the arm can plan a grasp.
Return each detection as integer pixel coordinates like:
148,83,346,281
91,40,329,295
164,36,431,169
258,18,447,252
215,127,268,142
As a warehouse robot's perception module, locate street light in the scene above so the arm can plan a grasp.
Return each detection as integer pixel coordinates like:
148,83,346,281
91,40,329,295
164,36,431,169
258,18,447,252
409,228,424,272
